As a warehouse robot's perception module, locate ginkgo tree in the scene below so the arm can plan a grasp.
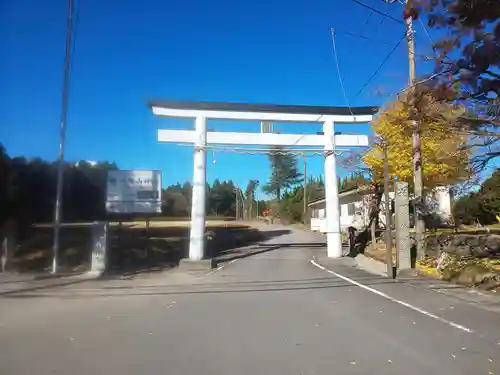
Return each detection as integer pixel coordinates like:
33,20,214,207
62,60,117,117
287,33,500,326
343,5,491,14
363,93,472,190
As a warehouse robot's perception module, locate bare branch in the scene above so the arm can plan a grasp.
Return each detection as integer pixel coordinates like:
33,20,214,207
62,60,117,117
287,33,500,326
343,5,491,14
485,70,500,80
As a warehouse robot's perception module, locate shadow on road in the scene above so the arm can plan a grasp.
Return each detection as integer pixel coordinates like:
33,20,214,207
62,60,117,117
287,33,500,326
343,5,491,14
215,240,324,263
7,224,291,280
0,276,97,297
256,242,326,248
100,227,291,280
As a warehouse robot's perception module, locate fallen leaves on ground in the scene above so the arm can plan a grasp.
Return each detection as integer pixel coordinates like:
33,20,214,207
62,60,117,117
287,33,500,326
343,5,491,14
416,254,500,291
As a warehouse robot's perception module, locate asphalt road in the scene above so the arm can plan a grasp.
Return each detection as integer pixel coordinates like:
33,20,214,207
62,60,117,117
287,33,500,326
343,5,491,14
1,225,499,375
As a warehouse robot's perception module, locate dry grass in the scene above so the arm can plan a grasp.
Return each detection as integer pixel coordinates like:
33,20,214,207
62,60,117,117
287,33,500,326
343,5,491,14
110,220,243,229
33,220,241,229
364,242,397,265
9,220,257,274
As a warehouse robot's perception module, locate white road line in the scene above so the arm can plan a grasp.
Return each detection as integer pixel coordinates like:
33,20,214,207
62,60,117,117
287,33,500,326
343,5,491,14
198,259,238,279
205,265,224,276
309,259,473,333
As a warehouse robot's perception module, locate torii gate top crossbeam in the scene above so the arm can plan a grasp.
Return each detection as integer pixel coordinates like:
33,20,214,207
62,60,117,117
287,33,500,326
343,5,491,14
149,100,378,123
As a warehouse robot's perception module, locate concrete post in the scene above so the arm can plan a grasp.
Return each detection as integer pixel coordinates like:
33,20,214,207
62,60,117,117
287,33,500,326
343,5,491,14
1,220,16,273
90,221,108,274
323,120,342,258
188,116,207,261
394,181,411,270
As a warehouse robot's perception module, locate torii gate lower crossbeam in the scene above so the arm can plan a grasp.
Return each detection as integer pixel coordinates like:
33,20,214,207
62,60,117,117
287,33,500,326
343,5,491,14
150,100,377,262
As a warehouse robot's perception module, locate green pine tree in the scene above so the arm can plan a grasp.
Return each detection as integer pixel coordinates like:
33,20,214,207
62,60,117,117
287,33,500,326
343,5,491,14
262,146,303,201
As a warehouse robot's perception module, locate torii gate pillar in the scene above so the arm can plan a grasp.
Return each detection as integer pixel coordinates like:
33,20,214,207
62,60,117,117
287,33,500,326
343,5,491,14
323,120,342,258
189,116,207,261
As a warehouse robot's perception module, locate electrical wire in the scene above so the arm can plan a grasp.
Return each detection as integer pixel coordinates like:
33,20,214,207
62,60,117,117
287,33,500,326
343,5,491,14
355,33,406,98
335,30,431,60
395,71,447,96
330,28,354,118
336,30,401,47
170,127,496,158
417,17,438,57
349,0,405,25
390,0,439,58
174,143,351,157
69,0,80,80
386,0,440,60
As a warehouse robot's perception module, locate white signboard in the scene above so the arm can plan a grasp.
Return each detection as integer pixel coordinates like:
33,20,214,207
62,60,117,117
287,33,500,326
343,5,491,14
106,170,162,214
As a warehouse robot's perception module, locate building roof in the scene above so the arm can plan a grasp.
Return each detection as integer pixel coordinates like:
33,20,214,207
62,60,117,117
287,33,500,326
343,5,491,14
149,100,379,117
307,186,363,207
307,182,453,208
307,182,398,207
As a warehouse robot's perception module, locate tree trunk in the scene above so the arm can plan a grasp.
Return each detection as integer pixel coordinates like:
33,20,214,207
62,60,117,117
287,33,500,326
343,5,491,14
371,219,377,253
368,183,383,251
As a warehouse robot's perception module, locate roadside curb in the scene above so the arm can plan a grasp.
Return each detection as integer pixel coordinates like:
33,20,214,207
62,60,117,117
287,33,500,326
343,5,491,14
354,253,389,277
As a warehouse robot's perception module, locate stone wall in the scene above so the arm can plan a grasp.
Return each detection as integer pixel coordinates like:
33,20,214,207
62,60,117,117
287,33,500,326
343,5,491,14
423,232,500,258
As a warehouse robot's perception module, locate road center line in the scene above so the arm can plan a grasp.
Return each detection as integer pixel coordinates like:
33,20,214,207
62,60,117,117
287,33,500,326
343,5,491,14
309,259,473,333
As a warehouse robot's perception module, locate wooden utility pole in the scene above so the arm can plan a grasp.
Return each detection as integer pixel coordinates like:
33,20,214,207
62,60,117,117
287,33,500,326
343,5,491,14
235,187,239,221
383,0,425,261
249,192,252,221
303,155,307,221
383,142,393,278
52,0,75,274
405,8,425,262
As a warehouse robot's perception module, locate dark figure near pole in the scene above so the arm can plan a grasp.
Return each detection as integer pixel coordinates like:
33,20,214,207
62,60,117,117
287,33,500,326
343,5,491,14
347,226,357,257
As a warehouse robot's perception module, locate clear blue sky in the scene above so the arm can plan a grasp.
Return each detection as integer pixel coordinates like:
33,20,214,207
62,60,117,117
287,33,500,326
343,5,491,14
2,0,438,196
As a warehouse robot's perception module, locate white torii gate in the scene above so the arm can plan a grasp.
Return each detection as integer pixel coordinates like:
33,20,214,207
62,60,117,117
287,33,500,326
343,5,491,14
150,100,377,262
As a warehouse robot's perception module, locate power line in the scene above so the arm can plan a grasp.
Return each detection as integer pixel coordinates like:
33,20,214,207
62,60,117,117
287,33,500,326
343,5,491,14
355,33,406,98
52,0,76,274
417,17,438,57
386,0,437,54
395,71,449,97
330,28,354,117
349,0,405,25
335,30,432,60
176,144,352,157
336,30,403,47
70,0,81,80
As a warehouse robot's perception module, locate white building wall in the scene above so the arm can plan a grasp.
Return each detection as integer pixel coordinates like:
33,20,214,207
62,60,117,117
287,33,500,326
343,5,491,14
309,186,453,232
426,186,452,221
379,192,395,227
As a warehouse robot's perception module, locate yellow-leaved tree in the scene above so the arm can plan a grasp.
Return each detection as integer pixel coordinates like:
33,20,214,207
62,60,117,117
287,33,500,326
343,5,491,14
363,93,471,189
